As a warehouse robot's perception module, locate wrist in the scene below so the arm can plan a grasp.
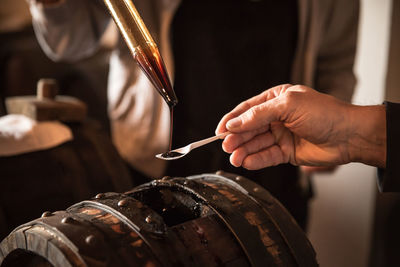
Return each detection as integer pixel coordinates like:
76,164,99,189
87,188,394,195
348,105,386,168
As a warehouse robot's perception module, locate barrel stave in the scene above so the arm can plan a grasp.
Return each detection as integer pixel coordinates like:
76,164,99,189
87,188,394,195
70,205,160,267
214,171,317,266
170,214,249,266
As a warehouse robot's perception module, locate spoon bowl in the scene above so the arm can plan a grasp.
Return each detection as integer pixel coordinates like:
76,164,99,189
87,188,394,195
156,132,229,160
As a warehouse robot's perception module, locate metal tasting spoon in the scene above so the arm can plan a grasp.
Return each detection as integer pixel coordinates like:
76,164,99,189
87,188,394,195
156,132,229,160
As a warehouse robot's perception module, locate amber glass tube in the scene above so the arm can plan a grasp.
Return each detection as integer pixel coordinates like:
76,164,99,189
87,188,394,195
103,0,178,107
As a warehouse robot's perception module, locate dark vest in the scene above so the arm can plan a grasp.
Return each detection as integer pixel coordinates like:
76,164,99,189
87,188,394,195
168,0,309,228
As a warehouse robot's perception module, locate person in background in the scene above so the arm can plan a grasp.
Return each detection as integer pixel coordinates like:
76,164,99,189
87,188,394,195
26,0,359,229
0,0,34,114
216,84,398,192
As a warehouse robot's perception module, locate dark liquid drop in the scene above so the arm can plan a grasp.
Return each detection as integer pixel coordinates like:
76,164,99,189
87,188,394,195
130,35,178,156
169,107,174,151
161,151,184,158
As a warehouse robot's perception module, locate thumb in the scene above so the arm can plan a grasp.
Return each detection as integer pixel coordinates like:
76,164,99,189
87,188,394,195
226,99,281,133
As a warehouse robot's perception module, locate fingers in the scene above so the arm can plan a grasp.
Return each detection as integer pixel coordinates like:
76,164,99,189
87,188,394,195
226,98,283,133
215,84,292,134
228,131,276,167
216,113,236,134
216,84,304,170
231,145,285,170
222,126,270,153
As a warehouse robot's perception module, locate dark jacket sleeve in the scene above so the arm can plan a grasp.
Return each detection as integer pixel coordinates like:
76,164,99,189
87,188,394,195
377,101,400,192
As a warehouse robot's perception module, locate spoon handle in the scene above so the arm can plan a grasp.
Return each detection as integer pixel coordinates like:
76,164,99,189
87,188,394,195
190,132,229,150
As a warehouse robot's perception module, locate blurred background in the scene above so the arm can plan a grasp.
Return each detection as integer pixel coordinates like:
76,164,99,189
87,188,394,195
0,0,115,130
1,0,399,266
308,0,400,266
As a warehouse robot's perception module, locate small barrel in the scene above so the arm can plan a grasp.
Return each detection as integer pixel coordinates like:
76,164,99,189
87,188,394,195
1,79,133,240
0,171,317,267
0,121,133,240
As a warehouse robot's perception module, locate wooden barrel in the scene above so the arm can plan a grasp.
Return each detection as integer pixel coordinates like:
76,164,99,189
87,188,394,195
0,171,317,267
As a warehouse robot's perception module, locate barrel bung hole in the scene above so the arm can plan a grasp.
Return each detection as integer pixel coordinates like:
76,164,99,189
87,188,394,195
129,187,212,227
1,249,52,267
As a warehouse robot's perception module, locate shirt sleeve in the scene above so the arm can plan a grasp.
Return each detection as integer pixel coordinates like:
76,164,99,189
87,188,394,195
28,0,111,62
377,101,400,192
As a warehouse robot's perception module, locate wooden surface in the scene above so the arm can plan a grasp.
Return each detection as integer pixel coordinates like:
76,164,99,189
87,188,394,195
5,95,87,122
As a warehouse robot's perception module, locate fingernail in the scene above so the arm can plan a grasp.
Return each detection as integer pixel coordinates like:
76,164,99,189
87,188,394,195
227,118,242,129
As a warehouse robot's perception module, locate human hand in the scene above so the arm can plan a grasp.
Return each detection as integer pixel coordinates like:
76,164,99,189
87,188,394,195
216,84,386,170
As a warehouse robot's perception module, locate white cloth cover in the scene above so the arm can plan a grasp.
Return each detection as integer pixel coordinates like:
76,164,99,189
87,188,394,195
0,114,73,156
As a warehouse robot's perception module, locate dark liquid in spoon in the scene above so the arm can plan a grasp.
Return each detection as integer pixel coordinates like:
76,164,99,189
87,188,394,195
160,151,184,159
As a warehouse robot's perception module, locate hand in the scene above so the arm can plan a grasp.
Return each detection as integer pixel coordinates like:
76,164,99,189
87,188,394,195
216,84,386,170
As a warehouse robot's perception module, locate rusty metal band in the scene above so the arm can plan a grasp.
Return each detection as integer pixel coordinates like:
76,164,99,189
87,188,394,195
0,224,81,267
70,192,192,266
0,210,111,267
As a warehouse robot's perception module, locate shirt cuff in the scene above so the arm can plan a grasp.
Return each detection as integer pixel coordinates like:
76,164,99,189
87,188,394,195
377,101,400,192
